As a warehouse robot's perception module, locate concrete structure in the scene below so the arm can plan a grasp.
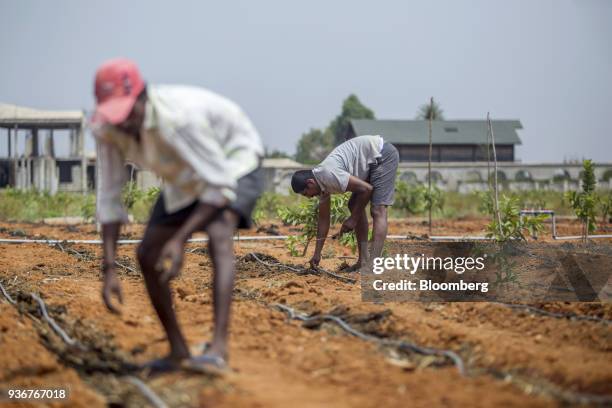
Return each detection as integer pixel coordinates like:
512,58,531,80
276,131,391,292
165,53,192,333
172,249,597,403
263,160,612,195
130,157,308,195
2,104,610,196
395,161,612,193
349,119,522,162
0,103,89,193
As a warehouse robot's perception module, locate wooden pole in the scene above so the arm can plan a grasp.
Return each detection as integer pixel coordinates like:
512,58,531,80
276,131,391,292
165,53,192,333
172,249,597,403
428,97,433,235
487,113,502,236
7,127,11,158
486,123,491,190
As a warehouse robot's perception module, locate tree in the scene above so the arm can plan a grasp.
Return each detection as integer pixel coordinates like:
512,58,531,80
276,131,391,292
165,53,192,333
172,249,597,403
329,94,375,145
295,128,334,164
416,100,444,120
264,148,291,159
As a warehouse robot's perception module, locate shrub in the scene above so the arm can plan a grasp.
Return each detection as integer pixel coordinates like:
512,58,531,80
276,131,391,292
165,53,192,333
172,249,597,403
393,180,444,216
485,195,547,242
599,191,612,224
0,188,95,222
278,193,351,256
565,159,597,237
252,192,284,226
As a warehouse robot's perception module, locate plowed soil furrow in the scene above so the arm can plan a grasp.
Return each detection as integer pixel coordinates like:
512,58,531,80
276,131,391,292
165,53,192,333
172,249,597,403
0,220,611,407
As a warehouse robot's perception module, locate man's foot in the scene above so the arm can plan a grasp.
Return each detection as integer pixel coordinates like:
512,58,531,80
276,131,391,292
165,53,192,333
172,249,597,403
181,353,229,376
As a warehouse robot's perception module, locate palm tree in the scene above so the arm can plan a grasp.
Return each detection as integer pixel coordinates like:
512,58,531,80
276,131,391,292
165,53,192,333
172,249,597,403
416,100,444,120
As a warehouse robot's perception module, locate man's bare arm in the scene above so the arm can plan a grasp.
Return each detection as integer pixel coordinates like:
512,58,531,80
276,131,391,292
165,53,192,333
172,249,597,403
310,193,331,268
102,222,120,267
101,222,123,313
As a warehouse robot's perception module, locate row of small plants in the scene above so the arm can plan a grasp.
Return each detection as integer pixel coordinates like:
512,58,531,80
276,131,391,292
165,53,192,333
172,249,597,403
480,159,609,242
273,182,449,256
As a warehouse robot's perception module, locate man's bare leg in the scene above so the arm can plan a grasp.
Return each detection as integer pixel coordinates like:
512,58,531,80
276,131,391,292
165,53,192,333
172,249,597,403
370,204,388,260
345,193,369,272
203,210,239,362
137,224,190,364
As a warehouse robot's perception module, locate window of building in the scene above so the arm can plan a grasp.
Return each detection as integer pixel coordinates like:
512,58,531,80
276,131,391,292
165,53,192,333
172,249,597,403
439,145,474,161
58,164,74,183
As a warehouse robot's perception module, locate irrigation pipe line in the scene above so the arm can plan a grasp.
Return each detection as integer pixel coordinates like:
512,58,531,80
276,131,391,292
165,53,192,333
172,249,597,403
1,231,610,246
30,293,80,348
125,376,168,408
247,252,357,284
3,284,168,408
276,303,612,404
54,242,138,274
495,302,612,325
0,281,16,304
0,234,494,245
274,303,466,375
0,236,292,245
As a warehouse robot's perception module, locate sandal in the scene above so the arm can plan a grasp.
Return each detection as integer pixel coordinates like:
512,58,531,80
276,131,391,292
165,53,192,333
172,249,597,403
181,354,229,376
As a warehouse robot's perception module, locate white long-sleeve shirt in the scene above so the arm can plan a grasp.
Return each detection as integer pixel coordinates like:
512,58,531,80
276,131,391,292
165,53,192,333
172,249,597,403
94,85,264,224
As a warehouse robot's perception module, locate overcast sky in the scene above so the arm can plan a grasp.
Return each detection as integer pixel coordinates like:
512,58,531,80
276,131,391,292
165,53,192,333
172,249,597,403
1,0,610,163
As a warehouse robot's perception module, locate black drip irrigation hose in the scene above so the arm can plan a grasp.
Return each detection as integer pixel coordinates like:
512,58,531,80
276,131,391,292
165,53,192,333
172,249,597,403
30,292,80,348
0,281,16,305
247,252,357,284
276,303,612,405
495,302,612,325
274,303,466,376
54,242,137,274
125,376,168,408
1,285,167,407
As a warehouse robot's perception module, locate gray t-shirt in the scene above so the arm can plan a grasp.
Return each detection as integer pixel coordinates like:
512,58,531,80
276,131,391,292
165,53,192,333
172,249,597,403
312,135,383,193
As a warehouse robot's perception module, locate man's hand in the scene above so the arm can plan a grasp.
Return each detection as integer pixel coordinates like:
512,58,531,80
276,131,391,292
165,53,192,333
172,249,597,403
309,252,321,269
338,216,357,237
157,237,185,285
102,266,123,314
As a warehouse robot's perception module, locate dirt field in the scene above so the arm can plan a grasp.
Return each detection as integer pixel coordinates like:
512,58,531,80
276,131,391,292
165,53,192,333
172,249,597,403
0,218,610,407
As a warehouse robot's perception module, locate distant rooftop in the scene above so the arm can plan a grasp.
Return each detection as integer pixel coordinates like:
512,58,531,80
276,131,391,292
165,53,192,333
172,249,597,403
350,119,523,145
0,103,84,128
262,157,304,168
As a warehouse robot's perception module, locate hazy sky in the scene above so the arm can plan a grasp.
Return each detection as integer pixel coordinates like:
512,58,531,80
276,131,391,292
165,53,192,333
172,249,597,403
1,0,610,163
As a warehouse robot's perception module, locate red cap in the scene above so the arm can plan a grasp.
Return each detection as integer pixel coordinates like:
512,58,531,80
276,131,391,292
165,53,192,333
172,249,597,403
93,58,145,125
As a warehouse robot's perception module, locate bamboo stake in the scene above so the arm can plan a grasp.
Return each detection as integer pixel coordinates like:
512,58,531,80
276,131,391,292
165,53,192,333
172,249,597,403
486,122,492,190
487,113,502,236
428,97,433,235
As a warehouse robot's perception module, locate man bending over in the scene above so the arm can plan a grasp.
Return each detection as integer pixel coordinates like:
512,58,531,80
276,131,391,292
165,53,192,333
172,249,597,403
290,135,399,271
92,58,264,373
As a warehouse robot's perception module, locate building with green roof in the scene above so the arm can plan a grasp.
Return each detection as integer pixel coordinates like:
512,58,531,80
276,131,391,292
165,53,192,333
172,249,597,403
349,119,522,162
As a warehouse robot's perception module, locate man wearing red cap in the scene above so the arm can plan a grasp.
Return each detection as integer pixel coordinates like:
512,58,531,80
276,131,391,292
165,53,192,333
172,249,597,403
92,58,264,373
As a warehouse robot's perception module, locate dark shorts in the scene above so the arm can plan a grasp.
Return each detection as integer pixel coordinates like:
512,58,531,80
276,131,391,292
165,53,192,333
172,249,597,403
368,142,399,206
149,166,264,230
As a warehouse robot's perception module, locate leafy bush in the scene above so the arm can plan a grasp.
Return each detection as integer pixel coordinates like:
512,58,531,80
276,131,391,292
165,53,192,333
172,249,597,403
565,159,597,236
393,180,444,216
0,188,96,222
0,185,154,223
599,191,612,224
485,195,547,242
130,186,161,222
278,193,351,256
252,192,284,226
